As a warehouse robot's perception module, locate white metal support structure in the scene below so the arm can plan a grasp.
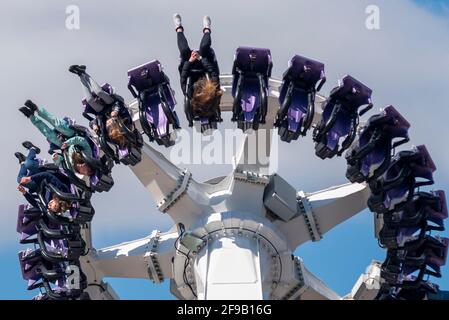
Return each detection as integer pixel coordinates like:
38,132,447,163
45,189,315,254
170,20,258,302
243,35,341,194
78,74,377,300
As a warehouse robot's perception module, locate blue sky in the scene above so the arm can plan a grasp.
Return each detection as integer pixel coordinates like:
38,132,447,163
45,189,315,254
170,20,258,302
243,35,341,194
1,0,449,300
414,0,449,14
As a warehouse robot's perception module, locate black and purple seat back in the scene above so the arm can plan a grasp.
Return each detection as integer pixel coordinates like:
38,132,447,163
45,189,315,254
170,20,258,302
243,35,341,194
380,191,447,249
17,204,41,243
82,83,115,119
64,126,114,193
232,47,272,132
128,60,180,147
18,249,65,290
19,249,86,300
431,191,449,227
314,75,373,159
37,232,85,262
368,145,436,214
402,237,448,278
346,106,410,183
183,68,223,134
19,249,43,288
97,115,142,167
276,55,326,142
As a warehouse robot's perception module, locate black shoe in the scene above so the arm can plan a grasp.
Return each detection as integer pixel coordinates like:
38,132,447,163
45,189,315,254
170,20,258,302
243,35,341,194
69,65,86,76
22,141,41,154
24,100,38,113
15,152,26,164
19,107,33,118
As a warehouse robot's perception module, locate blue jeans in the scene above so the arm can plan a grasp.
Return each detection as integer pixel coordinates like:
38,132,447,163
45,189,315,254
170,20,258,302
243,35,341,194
17,149,40,191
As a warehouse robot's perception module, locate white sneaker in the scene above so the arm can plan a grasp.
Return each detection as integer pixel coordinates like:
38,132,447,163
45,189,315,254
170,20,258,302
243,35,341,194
203,15,211,30
173,13,182,29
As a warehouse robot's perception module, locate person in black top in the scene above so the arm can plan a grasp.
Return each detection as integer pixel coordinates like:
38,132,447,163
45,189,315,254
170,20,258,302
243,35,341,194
174,14,223,117
18,171,72,214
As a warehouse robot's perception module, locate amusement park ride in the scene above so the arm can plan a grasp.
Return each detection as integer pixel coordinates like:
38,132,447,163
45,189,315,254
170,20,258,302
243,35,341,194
16,48,448,300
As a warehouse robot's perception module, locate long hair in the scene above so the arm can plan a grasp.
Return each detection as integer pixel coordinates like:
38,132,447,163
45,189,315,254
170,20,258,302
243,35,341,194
191,77,223,117
51,194,71,214
106,119,127,147
72,151,85,166
71,151,93,175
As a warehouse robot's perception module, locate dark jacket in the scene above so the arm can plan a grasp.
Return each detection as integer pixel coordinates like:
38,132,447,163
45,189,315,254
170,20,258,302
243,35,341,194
179,57,220,98
23,192,39,208
29,172,70,194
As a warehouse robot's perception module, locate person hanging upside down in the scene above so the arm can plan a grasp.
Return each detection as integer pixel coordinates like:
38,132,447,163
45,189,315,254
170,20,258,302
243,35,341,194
69,66,133,148
17,172,72,215
68,65,116,114
18,100,93,176
15,141,45,192
174,13,223,117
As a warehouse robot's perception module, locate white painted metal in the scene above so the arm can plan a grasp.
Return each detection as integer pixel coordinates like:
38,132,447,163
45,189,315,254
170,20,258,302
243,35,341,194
345,261,383,300
78,74,374,300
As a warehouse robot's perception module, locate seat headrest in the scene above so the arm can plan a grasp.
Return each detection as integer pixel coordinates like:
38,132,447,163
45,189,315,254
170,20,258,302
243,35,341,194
128,60,165,91
234,46,272,74
331,75,372,109
289,55,325,87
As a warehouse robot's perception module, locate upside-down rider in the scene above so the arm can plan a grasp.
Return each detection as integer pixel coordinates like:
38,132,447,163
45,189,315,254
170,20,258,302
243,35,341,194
18,100,94,177
17,171,72,216
69,65,133,149
174,13,223,118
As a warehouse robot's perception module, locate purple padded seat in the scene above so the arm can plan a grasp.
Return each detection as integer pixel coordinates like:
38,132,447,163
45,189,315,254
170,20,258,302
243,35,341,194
82,83,115,116
346,106,410,183
368,145,436,214
18,249,65,289
37,231,85,262
390,191,447,229
128,60,179,147
276,55,326,142
17,204,41,242
82,82,142,167
314,75,373,159
37,174,94,224
232,47,272,132
64,126,114,193
401,237,448,278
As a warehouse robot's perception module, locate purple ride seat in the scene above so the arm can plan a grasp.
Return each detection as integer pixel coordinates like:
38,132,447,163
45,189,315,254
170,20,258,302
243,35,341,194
368,145,436,214
346,106,410,183
37,235,85,262
313,75,373,159
32,285,87,300
82,83,115,117
36,173,95,224
128,60,180,147
19,249,87,300
276,55,326,142
18,249,65,290
401,237,449,278
383,237,449,292
380,191,448,249
83,84,142,167
17,204,41,243
232,47,272,132
63,125,114,193
99,117,142,167
67,183,95,223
